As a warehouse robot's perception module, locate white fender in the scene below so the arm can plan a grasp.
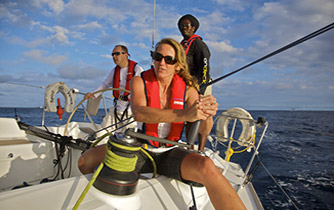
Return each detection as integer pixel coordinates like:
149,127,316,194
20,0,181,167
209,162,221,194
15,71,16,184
216,107,255,146
44,82,76,113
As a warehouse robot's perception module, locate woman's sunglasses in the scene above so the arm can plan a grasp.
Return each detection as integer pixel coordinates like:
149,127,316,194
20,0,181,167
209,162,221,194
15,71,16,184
151,52,177,65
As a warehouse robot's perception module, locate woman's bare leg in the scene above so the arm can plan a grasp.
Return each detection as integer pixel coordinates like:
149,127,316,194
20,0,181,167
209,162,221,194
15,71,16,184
180,153,246,210
78,144,106,174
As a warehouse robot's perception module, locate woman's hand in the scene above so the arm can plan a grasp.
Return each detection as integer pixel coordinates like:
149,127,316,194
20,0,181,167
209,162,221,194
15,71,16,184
198,94,218,117
185,94,218,122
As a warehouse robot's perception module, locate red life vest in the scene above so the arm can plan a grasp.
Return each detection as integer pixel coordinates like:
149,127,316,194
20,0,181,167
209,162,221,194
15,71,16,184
181,34,202,55
113,60,137,101
141,69,186,148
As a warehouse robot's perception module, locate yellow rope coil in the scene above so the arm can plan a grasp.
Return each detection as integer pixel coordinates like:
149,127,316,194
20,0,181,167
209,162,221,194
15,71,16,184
103,140,141,172
104,150,138,172
73,138,157,209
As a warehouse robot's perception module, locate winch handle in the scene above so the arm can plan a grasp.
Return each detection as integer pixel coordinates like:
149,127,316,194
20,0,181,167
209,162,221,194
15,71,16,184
187,120,201,146
186,84,207,147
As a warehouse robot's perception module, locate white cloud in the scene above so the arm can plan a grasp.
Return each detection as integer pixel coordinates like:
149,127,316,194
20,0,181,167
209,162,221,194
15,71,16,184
52,26,70,44
57,64,106,80
35,23,70,44
101,54,112,59
207,40,240,54
131,42,149,50
0,2,32,26
62,0,123,20
74,21,103,31
240,0,334,84
214,0,247,11
5,35,27,45
24,49,67,66
274,82,293,90
27,22,79,47
32,0,65,14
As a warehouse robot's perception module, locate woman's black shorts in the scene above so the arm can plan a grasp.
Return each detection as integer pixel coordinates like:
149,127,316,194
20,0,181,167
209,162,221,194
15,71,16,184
135,147,195,182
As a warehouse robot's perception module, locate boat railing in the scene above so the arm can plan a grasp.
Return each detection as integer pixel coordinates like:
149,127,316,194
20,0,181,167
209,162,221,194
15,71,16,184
208,107,269,185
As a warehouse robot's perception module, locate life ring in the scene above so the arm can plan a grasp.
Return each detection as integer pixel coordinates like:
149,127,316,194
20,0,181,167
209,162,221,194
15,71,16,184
44,82,76,113
216,107,255,146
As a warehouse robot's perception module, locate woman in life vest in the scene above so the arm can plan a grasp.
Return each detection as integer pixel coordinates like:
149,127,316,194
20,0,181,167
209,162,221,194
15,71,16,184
130,38,245,210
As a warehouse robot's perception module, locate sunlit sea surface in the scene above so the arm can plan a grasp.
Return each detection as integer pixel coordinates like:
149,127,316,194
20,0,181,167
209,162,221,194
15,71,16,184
1,108,333,210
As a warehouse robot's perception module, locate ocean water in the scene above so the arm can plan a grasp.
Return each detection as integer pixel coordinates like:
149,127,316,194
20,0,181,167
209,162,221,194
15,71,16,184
1,107,334,210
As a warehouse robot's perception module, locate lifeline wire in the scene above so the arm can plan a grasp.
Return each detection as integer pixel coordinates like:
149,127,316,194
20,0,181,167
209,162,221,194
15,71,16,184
256,156,299,210
201,22,334,92
0,81,45,89
0,81,92,97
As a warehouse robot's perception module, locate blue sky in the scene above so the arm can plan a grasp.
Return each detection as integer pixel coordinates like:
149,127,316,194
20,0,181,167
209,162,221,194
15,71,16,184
0,0,333,110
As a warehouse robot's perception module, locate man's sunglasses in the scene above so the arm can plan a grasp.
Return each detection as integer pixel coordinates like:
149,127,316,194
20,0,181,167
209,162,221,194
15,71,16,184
151,52,177,65
179,23,192,30
111,52,126,56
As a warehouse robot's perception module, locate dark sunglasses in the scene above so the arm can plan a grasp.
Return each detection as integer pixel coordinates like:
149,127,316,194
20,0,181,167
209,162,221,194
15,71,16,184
111,52,126,56
151,52,177,65
179,23,192,30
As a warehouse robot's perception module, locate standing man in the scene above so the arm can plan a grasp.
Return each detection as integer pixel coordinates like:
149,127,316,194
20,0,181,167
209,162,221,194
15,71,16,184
178,14,212,152
85,45,144,136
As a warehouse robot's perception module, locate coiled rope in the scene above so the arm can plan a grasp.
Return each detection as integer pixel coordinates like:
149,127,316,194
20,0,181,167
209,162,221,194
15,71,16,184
105,141,140,172
72,138,156,210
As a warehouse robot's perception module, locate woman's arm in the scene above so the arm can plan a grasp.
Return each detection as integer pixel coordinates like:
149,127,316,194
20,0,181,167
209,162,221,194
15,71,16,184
130,76,211,124
185,88,218,138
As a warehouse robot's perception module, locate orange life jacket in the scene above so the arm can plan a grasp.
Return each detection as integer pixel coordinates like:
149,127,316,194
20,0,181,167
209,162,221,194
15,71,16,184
141,69,186,147
113,60,137,101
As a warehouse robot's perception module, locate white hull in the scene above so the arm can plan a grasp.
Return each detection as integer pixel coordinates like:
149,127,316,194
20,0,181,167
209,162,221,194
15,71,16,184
0,115,264,209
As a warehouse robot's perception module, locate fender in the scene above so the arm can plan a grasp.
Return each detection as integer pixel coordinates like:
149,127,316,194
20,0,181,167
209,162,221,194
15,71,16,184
216,107,255,146
44,82,76,113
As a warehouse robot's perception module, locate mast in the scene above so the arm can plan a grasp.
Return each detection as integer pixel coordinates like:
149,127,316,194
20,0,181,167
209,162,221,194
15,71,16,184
151,0,156,68
152,0,156,50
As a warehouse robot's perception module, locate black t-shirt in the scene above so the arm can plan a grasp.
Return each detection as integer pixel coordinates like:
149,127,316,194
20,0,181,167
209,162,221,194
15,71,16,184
185,38,211,85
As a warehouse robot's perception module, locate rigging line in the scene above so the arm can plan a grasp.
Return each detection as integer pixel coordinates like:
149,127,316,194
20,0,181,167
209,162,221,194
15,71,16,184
189,22,334,145
201,22,334,92
256,156,300,210
1,81,115,103
0,81,105,97
0,81,45,89
90,116,134,136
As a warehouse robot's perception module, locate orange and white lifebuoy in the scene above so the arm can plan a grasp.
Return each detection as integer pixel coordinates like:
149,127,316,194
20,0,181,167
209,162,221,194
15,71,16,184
44,82,76,113
216,107,255,146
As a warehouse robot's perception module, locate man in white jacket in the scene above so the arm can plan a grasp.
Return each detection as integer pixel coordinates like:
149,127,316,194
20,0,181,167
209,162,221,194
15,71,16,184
85,45,144,136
